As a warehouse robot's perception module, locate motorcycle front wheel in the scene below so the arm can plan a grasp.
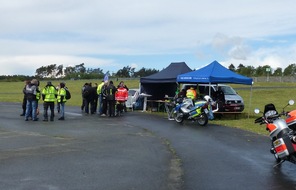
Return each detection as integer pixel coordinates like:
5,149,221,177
173,111,184,123
197,113,208,126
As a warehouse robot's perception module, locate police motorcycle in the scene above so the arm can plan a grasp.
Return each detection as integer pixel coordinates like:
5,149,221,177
172,95,217,126
254,100,296,166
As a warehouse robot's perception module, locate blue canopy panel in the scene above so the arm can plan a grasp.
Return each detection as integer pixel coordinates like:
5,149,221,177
177,60,253,85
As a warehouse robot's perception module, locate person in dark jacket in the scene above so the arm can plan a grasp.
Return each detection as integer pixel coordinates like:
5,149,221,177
25,79,39,121
82,83,92,114
20,80,30,116
100,81,108,116
104,81,117,117
92,83,99,114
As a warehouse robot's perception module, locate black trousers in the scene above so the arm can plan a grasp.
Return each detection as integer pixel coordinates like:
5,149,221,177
43,102,55,120
107,100,115,116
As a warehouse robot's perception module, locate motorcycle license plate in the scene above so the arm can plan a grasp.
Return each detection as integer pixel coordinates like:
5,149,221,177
204,109,209,114
273,140,281,146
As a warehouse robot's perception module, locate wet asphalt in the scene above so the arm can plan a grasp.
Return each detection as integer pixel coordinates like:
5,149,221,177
1,102,296,190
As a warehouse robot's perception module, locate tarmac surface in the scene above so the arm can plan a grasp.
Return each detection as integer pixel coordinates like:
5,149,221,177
1,102,296,190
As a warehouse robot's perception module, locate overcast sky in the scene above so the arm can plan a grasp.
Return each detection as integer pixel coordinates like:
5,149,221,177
1,0,296,76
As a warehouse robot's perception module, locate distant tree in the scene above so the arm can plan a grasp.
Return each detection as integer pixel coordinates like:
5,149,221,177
236,64,245,74
56,64,64,77
133,67,159,77
35,64,65,78
64,66,75,76
75,63,86,73
35,66,48,78
240,65,255,77
115,66,133,77
273,67,282,76
283,63,296,76
228,64,236,72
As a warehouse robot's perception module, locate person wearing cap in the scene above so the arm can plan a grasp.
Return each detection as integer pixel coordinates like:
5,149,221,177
24,79,39,121
42,81,57,121
57,82,67,120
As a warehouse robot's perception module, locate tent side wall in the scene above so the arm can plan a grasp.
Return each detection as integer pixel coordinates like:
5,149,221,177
140,83,177,100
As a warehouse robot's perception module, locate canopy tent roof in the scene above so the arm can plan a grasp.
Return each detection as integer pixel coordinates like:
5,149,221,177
140,62,192,83
177,60,253,85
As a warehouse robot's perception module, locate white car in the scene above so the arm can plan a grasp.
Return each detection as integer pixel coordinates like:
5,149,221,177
125,89,140,110
182,84,244,112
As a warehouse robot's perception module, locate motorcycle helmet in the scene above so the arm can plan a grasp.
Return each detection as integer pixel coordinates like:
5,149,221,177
204,95,212,102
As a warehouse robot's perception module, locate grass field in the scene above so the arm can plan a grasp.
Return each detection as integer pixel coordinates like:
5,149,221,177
2,79,296,136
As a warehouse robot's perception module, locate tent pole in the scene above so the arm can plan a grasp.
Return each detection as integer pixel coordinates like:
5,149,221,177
247,84,253,119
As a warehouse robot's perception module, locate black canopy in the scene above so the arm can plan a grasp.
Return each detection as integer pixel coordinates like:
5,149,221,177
140,62,192,100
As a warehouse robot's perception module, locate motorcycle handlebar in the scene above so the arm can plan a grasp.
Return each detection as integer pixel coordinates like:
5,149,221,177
254,117,263,124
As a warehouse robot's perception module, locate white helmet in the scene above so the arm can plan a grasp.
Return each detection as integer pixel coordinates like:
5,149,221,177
204,95,212,102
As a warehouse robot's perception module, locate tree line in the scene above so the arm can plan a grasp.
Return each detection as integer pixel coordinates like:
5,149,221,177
229,63,296,77
1,62,296,82
0,63,159,81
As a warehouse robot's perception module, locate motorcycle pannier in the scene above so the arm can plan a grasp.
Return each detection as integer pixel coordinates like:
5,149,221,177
286,110,296,130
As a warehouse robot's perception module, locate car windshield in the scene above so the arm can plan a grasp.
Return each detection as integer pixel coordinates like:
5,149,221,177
128,90,136,96
220,86,237,95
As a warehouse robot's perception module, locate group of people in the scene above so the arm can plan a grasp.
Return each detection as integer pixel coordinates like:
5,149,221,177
21,79,68,121
81,80,129,117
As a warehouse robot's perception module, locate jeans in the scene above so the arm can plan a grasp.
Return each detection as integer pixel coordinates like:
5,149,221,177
25,99,37,120
59,102,65,118
98,94,103,114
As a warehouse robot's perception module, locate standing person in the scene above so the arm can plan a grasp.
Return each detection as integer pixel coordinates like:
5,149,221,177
24,79,39,121
104,80,117,117
20,80,30,116
81,83,87,111
115,83,128,115
214,86,225,111
56,84,61,113
92,83,98,114
100,81,108,116
42,81,57,121
57,82,67,120
117,81,129,112
97,80,105,115
82,83,95,114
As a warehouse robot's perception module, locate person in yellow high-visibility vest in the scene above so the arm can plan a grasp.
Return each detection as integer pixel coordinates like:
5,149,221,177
96,80,105,114
57,82,67,120
186,86,197,101
42,81,57,121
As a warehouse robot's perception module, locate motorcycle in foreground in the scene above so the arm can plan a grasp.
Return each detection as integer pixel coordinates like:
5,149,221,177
254,100,296,166
172,96,217,126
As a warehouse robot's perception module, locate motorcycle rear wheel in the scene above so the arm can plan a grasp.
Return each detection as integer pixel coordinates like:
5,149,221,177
197,113,208,126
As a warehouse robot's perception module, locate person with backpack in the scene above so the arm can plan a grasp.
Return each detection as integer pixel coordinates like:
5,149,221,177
57,82,67,120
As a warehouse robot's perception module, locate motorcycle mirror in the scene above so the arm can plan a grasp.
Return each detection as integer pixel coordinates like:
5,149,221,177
289,99,295,106
254,108,260,114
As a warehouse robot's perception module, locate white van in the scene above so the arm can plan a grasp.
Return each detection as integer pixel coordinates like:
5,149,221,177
181,84,244,112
